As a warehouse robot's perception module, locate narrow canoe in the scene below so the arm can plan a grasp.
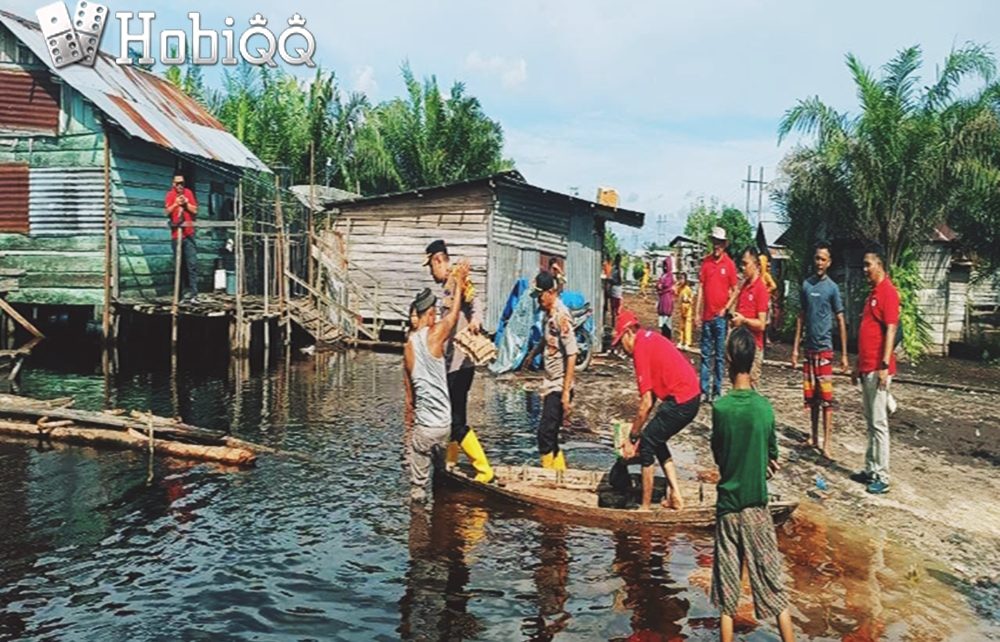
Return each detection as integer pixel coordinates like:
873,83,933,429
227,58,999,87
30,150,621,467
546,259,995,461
441,464,797,528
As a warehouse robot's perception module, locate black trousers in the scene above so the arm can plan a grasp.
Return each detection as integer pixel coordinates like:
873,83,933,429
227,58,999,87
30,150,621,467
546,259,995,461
175,236,198,297
639,396,700,467
446,367,474,443
538,391,569,456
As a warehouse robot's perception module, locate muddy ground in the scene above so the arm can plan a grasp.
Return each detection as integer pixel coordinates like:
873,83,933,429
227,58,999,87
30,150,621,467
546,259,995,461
499,293,1000,612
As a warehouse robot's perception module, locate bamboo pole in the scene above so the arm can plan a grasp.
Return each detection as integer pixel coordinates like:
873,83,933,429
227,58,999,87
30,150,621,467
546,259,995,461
171,228,183,347
274,177,291,347
102,130,112,342
309,142,316,291
0,299,43,339
263,232,270,352
235,181,244,355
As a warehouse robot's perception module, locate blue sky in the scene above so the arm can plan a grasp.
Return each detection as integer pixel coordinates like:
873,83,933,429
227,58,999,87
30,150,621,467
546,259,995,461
7,0,999,248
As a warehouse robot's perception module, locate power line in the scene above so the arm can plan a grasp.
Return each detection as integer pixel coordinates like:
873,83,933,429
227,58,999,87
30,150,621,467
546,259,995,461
742,165,767,227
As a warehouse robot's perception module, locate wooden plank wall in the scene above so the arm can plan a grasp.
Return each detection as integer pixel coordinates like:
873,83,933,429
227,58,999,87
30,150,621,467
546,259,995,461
112,133,235,301
487,183,571,330
0,59,106,304
332,185,492,326
914,243,953,351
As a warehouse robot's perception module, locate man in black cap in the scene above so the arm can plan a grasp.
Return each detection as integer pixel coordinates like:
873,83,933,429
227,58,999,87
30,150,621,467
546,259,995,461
423,239,493,483
533,271,578,469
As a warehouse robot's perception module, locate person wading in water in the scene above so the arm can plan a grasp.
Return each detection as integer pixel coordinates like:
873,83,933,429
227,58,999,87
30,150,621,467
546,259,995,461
403,266,469,502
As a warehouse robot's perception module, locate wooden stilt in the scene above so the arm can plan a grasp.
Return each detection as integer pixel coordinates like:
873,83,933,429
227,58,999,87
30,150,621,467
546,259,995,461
102,130,112,343
171,229,183,348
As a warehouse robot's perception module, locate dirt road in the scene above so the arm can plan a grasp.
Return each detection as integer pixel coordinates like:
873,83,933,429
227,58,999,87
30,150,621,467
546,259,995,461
542,295,1000,607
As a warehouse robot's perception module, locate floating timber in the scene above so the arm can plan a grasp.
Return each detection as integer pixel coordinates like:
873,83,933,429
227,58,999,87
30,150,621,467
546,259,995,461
0,394,257,467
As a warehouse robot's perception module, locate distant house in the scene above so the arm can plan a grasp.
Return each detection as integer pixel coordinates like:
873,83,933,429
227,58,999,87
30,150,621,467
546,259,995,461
667,235,705,283
0,10,267,310
788,223,999,355
325,170,645,343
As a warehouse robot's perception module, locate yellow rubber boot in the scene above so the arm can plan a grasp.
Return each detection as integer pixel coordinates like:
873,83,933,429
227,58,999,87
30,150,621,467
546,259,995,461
445,441,460,470
551,450,567,471
541,452,554,469
460,429,494,483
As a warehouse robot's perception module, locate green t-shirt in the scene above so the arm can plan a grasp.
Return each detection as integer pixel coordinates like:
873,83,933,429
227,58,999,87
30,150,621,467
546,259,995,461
711,389,778,516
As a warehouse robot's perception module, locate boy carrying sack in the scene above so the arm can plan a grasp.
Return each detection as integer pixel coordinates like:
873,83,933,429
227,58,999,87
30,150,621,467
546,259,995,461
710,326,795,642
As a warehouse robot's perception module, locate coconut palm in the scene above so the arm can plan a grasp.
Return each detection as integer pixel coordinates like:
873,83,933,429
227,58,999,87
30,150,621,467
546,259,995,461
777,43,999,269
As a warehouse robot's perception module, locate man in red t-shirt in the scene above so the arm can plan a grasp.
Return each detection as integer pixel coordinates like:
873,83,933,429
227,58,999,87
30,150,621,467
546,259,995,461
613,309,701,511
731,246,770,387
164,174,199,302
695,227,738,401
850,244,900,495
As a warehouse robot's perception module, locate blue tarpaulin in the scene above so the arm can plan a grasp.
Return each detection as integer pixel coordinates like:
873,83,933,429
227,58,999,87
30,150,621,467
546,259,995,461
490,281,591,374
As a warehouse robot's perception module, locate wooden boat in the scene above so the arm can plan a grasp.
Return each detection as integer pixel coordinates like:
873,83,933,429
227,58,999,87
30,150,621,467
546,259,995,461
441,464,797,528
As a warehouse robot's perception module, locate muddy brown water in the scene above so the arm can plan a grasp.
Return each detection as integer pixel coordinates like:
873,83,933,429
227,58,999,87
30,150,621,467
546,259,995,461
0,347,996,641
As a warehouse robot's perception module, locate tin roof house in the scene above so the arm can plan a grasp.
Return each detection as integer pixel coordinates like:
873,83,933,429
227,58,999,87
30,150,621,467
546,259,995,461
0,10,267,311
324,171,645,342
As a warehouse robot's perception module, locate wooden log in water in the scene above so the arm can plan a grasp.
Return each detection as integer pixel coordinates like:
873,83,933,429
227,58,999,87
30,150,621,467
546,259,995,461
0,418,256,467
0,401,226,444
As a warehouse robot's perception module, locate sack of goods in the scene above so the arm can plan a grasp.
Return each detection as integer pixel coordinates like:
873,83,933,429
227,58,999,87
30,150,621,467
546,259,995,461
454,326,498,366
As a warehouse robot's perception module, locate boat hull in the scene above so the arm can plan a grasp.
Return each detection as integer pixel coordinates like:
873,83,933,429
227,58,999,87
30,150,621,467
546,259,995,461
440,464,797,528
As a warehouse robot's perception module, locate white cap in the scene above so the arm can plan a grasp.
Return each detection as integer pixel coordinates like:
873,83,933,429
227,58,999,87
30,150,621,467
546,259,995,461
711,226,727,241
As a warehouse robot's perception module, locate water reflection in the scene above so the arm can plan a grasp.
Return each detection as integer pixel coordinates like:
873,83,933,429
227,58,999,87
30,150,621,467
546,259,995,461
0,347,994,641
399,498,485,640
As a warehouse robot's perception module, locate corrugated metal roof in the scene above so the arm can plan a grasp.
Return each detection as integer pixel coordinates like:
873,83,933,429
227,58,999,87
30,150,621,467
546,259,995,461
333,170,646,228
758,220,789,247
0,10,269,173
0,69,60,133
29,167,104,235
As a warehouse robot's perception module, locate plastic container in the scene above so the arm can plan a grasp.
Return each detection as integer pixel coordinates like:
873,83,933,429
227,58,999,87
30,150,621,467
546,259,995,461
612,420,627,459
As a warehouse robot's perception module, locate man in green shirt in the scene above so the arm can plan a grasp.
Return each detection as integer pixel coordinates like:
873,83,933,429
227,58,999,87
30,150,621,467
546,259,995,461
710,327,795,642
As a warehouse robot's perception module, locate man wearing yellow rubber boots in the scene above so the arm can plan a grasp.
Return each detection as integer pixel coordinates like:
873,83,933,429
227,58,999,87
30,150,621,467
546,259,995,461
533,271,577,470
424,239,494,483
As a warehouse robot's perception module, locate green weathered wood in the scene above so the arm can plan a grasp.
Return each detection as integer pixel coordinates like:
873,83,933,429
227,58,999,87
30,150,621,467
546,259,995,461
0,254,104,273
0,235,103,252
17,273,103,289
8,287,104,305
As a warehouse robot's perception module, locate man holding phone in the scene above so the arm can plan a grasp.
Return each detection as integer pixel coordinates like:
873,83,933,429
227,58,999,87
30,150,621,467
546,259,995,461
165,174,199,302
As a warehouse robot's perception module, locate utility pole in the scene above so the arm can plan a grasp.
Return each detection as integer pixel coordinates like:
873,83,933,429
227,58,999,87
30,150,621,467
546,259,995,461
742,166,767,227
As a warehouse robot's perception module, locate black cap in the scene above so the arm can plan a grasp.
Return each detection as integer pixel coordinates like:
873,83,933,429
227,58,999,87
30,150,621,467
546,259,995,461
412,288,437,314
423,239,448,266
533,271,556,296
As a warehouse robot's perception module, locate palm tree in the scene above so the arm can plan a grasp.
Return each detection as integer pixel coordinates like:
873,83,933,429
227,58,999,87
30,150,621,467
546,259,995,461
777,43,999,268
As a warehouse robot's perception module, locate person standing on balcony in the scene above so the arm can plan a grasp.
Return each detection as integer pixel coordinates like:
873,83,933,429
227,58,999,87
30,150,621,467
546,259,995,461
164,174,199,302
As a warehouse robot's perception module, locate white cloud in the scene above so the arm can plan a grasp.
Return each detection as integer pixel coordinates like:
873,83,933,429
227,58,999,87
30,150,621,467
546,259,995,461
464,51,527,89
352,65,378,98
504,117,791,249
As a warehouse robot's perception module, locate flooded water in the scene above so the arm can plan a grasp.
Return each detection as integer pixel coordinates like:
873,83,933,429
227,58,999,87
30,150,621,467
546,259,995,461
0,345,996,641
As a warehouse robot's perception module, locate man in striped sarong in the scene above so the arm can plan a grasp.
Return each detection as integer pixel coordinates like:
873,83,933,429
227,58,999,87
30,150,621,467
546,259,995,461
710,327,795,642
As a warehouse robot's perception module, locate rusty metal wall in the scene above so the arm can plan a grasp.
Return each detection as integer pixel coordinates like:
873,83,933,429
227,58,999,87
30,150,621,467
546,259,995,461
0,163,29,234
0,69,59,134
28,167,104,234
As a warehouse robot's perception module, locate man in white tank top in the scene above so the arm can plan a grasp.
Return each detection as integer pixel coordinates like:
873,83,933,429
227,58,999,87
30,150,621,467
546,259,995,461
404,265,470,502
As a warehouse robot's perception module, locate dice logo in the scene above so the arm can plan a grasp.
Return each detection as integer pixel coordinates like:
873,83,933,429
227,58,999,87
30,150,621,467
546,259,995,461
35,1,107,68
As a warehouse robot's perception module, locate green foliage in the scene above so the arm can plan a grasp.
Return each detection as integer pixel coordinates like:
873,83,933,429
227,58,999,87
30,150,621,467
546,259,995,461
179,62,511,195
776,43,1000,271
682,201,717,248
682,201,754,258
775,43,1000,355
632,261,645,281
891,249,933,362
717,207,755,256
604,228,621,261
